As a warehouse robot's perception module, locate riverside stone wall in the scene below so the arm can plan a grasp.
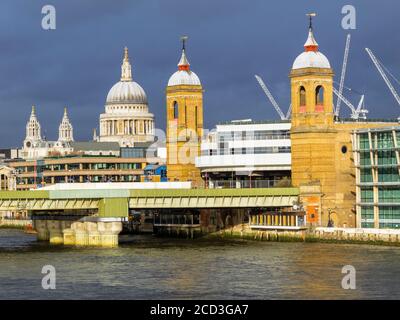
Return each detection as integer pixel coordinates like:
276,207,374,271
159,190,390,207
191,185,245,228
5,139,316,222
0,219,32,228
214,224,400,245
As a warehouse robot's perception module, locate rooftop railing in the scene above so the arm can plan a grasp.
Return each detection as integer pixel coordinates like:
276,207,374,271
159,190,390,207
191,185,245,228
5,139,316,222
207,179,291,189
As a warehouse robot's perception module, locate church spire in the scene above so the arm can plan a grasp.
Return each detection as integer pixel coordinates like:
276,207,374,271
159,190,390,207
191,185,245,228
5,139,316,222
58,107,74,142
178,36,190,71
25,105,42,141
121,47,133,81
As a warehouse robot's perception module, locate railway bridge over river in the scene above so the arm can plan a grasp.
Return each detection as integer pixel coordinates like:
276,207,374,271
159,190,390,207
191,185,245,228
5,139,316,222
0,186,300,247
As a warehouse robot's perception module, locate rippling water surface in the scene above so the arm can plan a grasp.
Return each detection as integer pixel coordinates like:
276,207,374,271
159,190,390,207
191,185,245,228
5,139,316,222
0,229,399,299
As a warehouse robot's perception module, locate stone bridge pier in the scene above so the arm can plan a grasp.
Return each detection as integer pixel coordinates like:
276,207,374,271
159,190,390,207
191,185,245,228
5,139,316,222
33,219,123,247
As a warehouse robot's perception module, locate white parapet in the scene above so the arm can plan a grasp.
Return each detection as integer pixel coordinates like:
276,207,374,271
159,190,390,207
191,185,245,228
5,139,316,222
195,153,291,170
36,181,192,191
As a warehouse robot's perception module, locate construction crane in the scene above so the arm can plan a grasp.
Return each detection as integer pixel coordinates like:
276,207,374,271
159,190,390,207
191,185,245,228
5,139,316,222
365,48,400,115
255,74,289,120
334,80,368,119
286,104,292,120
354,94,368,120
333,86,367,119
335,34,351,117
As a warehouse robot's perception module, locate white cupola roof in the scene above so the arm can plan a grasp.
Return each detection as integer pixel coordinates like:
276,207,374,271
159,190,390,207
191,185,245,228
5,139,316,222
292,26,331,70
106,47,148,105
168,37,201,87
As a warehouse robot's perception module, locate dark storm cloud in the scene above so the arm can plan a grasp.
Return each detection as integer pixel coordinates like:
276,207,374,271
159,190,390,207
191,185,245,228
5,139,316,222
0,0,399,147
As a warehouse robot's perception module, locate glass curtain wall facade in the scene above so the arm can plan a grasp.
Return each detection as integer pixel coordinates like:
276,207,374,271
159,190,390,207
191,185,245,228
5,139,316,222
353,127,400,229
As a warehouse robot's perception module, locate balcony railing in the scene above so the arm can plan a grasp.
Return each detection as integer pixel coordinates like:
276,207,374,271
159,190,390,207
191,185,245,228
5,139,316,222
207,179,291,189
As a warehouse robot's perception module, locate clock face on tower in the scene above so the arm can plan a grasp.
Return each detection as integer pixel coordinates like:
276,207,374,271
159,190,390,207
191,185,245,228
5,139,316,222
25,141,31,148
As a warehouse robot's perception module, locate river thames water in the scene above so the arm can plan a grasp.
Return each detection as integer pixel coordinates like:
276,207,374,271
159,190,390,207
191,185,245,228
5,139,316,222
0,229,399,299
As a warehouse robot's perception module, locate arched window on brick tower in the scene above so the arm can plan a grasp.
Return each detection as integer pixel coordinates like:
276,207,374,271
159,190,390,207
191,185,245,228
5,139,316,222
173,101,178,119
315,85,324,112
299,86,306,112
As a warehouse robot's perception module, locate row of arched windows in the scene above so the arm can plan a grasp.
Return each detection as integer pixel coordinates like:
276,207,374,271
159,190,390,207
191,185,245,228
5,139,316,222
299,85,325,112
172,101,199,128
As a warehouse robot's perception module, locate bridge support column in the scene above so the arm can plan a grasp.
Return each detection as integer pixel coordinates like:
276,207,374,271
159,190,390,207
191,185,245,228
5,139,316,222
35,220,49,241
63,228,76,245
48,220,63,245
73,222,89,246
63,221,122,247
86,222,101,246
33,218,123,247
98,222,123,247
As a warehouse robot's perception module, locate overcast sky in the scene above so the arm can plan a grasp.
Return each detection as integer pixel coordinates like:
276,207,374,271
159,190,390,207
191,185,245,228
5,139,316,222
0,0,399,147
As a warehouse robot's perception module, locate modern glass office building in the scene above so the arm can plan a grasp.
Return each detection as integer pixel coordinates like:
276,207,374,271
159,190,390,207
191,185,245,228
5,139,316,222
195,120,291,188
353,127,400,228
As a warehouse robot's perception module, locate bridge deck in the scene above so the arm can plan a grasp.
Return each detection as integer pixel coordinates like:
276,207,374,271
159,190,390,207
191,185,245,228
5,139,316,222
0,188,299,216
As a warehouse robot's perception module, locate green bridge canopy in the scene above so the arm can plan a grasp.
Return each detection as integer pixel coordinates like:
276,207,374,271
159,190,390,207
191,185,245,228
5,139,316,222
0,188,299,217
